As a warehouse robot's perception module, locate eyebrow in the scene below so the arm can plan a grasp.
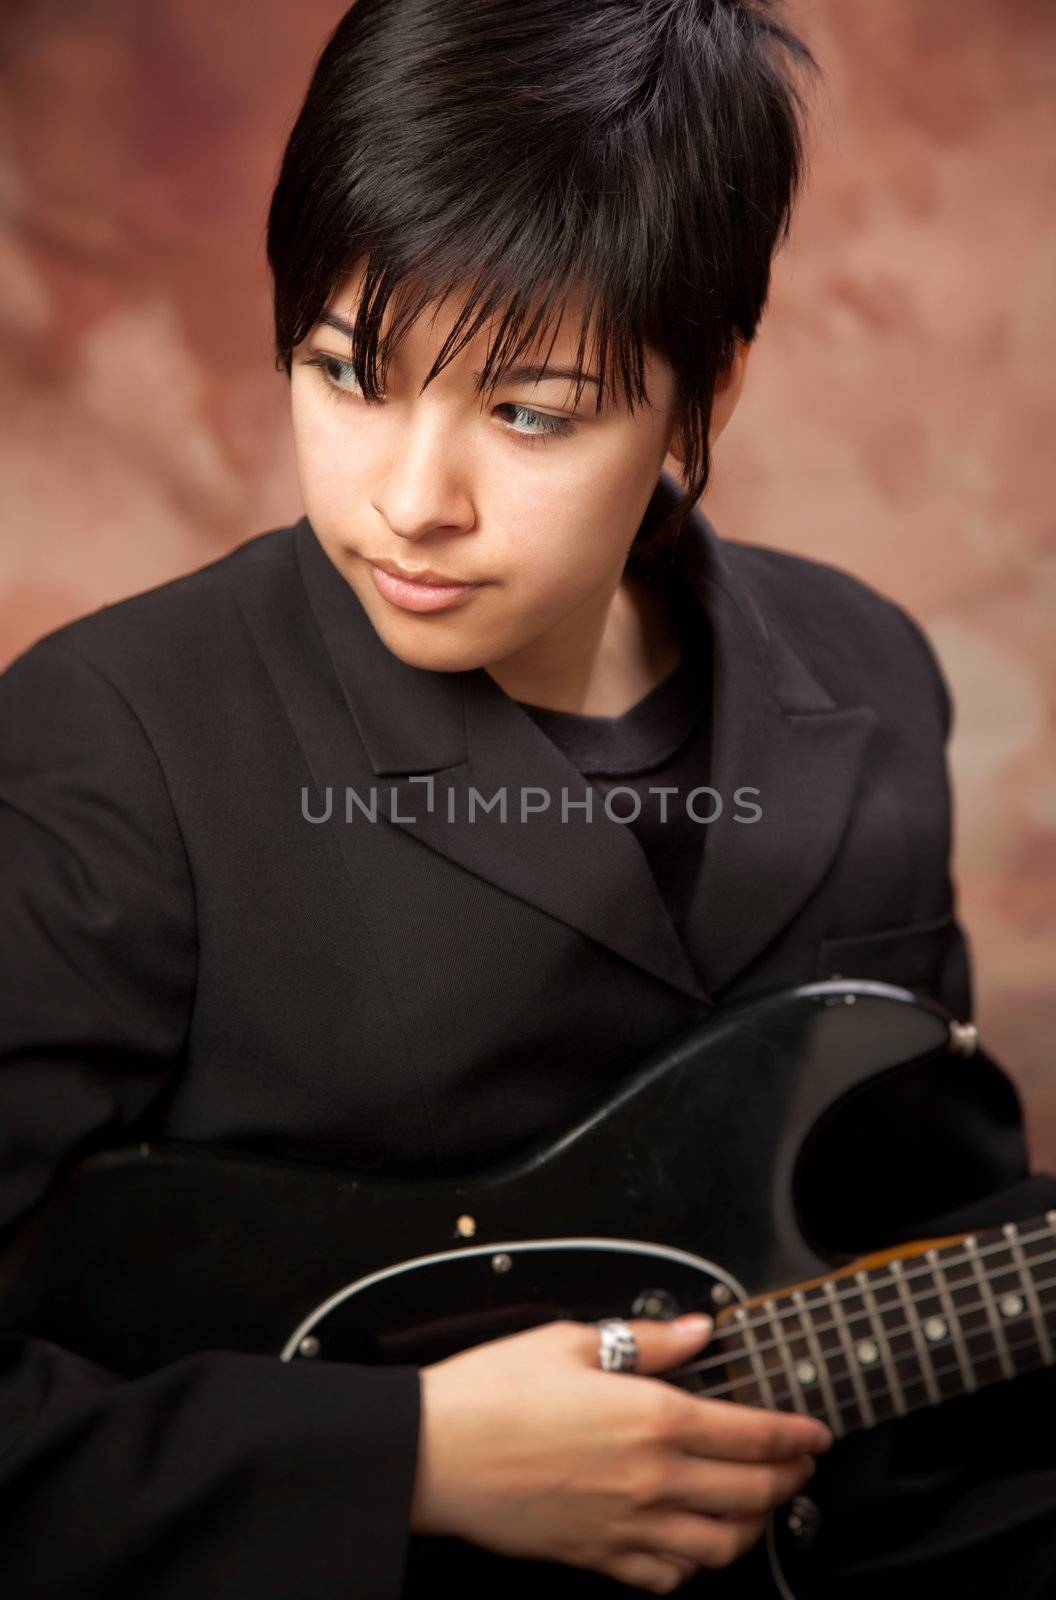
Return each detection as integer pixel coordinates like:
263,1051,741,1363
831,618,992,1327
316,312,600,389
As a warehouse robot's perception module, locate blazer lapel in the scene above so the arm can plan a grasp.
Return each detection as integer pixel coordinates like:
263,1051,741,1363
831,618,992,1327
288,475,876,1006
674,529,878,995
292,517,707,1000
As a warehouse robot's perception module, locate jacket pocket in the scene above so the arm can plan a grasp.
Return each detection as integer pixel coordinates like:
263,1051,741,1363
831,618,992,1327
814,911,956,995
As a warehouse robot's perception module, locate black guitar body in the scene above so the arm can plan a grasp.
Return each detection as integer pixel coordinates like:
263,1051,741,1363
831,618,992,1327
1,979,1046,1597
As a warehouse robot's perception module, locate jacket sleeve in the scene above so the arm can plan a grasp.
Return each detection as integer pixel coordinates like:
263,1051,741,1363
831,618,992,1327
0,638,421,1600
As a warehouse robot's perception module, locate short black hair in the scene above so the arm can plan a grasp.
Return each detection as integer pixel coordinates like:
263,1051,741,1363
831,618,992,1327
266,0,820,574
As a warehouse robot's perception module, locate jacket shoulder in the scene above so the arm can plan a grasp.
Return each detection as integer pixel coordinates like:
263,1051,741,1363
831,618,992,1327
721,538,952,735
4,523,298,690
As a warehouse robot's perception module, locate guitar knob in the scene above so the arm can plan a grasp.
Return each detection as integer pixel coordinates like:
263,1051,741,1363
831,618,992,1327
785,1494,821,1551
631,1288,681,1319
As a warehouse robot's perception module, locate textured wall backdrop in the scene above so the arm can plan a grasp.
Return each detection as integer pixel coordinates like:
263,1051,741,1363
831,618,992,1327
0,0,1052,1167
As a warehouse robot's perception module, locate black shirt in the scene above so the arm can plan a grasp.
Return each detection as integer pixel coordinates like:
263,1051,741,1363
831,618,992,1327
513,594,712,942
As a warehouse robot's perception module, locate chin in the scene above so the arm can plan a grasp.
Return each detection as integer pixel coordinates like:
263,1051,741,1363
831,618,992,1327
372,621,492,676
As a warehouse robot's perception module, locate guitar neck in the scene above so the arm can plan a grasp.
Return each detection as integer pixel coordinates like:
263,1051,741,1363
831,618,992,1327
687,1210,1056,1439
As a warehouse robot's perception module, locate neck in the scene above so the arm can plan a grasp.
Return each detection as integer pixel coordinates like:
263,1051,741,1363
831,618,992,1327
486,569,684,716
677,1211,1056,1438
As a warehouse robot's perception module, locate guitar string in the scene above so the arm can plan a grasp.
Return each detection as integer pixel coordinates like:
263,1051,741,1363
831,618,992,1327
687,1270,1056,1395
718,1223,1055,1338
676,1269,1056,1409
674,1222,1055,1349
688,1321,1053,1417
679,1245,1056,1374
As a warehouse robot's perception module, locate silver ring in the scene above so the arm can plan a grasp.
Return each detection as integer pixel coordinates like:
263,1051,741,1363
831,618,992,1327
596,1317,639,1373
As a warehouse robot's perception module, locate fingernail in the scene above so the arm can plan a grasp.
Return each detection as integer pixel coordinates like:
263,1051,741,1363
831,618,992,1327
678,1314,713,1336
813,1425,834,1452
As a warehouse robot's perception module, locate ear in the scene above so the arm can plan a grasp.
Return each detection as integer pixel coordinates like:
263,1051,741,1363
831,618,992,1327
710,338,751,447
664,338,752,467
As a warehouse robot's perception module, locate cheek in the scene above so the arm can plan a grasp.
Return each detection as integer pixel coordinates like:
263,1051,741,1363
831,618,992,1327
291,395,370,508
498,536,617,634
509,496,622,589
501,444,644,578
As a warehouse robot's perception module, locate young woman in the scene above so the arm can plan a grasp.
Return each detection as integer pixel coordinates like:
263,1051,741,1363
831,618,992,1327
1,2,1054,1597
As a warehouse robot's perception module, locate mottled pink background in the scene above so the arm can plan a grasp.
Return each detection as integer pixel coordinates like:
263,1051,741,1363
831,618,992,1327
1,1,1052,1167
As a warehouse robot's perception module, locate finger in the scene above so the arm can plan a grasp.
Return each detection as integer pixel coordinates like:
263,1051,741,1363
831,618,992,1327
660,1552,699,1581
667,1395,833,1462
598,1550,696,1594
656,1451,815,1515
635,1507,769,1570
573,1313,716,1376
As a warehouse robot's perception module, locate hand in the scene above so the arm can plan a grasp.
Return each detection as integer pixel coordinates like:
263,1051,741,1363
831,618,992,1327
410,1314,833,1594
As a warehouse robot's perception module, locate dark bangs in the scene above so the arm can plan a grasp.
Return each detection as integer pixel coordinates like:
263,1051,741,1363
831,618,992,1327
265,0,820,573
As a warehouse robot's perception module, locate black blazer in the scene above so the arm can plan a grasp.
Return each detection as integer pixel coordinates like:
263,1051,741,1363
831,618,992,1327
1,474,1054,1598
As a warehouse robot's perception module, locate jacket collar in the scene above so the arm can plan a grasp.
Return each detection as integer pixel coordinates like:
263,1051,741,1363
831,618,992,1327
289,474,876,1003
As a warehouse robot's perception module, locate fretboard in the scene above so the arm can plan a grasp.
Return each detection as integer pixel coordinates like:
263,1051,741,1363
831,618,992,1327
687,1211,1056,1437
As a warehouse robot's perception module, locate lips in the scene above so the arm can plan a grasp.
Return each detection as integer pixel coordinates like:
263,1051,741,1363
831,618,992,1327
370,560,480,587
367,561,486,614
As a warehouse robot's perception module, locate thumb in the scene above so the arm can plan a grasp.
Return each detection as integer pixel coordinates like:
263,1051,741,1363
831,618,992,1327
588,1314,714,1377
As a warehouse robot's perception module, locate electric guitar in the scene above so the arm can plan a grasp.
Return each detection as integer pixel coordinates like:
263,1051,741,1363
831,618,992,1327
0,978,1053,1596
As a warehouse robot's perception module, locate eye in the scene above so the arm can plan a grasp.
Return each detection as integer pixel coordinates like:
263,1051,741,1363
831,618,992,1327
302,354,578,445
304,354,371,402
494,403,577,446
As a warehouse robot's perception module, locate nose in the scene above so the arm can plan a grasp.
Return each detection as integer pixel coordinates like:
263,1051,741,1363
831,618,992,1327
371,410,476,543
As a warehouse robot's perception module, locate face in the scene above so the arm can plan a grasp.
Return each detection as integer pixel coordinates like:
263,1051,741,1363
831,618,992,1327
289,264,742,700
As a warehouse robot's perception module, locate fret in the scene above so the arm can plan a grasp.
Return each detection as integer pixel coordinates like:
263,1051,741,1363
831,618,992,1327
965,1235,1016,1382
906,1251,968,1403
890,1257,941,1405
855,1265,907,1418
835,1276,896,1424
791,1288,845,1436
823,1279,875,1428
763,1297,811,1416
731,1303,777,1410
713,1318,767,1413
1016,1215,1056,1366
769,1294,828,1427
947,1235,1011,1388
1001,1223,1053,1367
777,1282,896,1430
978,1231,1043,1379
937,1235,1002,1387
867,1259,930,1410
807,1285,867,1431
924,1245,977,1393
810,1284,868,1428
1044,1213,1056,1331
